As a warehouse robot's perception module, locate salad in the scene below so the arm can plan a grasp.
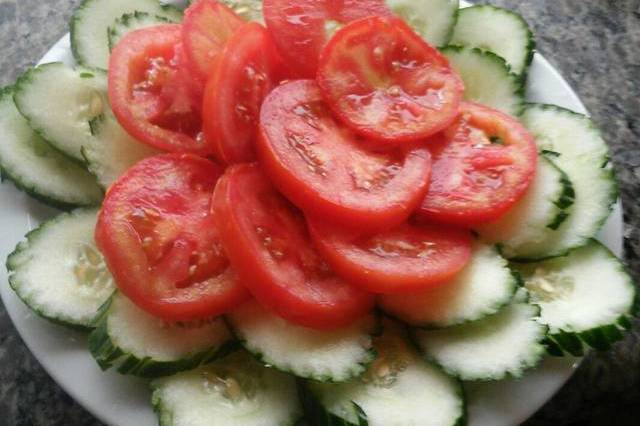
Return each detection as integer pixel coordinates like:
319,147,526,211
0,0,635,425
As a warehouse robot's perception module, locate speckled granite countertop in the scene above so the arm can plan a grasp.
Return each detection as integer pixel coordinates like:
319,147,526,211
0,0,639,425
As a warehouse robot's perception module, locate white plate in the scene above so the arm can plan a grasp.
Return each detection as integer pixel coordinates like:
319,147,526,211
0,29,624,426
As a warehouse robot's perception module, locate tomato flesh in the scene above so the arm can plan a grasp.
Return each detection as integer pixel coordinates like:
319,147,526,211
317,16,463,143
109,25,211,155
419,102,538,225
203,22,285,164
258,80,432,231
211,163,374,330
264,0,392,78
95,153,250,321
309,218,472,294
182,0,245,82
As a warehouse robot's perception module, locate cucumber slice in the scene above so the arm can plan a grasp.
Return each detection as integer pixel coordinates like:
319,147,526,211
70,0,182,69
450,5,535,79
477,154,575,258
307,320,465,426
89,293,235,378
513,104,617,260
13,63,107,163
442,45,523,116
514,240,636,355
108,12,174,51
6,209,115,330
412,292,547,381
0,87,102,209
151,350,303,426
379,243,517,328
386,0,459,47
221,0,264,23
83,114,159,189
227,300,377,382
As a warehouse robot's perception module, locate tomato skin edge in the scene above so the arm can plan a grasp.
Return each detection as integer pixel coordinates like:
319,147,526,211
108,25,213,156
95,153,251,322
211,164,375,330
316,16,464,144
418,101,539,226
308,219,473,294
256,124,432,233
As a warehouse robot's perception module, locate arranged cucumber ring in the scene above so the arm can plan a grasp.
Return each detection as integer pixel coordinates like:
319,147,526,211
442,45,523,116
0,87,102,209
70,0,182,69
379,243,517,328
89,293,236,378
513,104,618,260
13,63,108,163
108,12,174,51
83,114,159,189
412,291,547,381
307,320,465,426
227,300,378,382
151,351,303,426
6,209,114,330
386,0,459,47
514,240,636,356
477,154,575,258
450,5,535,80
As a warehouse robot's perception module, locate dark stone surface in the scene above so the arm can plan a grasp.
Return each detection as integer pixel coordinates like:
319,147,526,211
0,0,638,425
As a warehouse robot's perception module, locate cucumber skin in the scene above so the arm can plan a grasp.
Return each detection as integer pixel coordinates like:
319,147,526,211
88,297,239,378
512,104,619,262
545,156,576,230
6,209,109,331
298,383,369,426
441,45,524,116
454,5,535,85
523,240,636,356
224,312,382,383
0,86,102,210
69,0,183,69
108,12,173,51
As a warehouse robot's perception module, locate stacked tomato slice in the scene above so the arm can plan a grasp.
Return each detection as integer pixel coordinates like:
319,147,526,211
99,0,538,329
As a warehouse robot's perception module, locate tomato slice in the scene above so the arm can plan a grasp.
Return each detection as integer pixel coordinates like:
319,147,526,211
182,0,245,82
95,153,250,321
419,102,538,225
317,16,464,143
211,163,374,330
109,25,211,155
308,218,472,294
263,0,392,78
258,80,432,231
202,22,284,164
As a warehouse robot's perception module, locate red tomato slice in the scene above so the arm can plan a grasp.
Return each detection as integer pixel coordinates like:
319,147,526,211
202,22,284,164
308,219,473,294
263,0,392,78
258,80,432,231
419,102,538,225
182,0,245,82
95,154,250,321
109,25,211,155
317,16,464,143
211,163,374,329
